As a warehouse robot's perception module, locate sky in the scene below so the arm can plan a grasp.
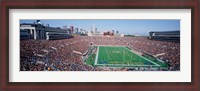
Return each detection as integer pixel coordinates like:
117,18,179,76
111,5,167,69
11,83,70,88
20,19,180,36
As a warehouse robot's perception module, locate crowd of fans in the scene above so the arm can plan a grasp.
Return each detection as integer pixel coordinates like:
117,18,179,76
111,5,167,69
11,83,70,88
20,36,180,71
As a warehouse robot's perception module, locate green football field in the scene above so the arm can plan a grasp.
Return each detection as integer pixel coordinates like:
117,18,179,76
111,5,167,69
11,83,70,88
94,46,160,67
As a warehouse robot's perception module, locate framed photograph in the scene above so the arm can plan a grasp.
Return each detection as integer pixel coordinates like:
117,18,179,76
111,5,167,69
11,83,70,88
1,0,199,91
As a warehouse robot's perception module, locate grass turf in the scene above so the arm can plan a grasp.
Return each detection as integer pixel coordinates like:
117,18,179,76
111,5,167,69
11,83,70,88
96,46,157,67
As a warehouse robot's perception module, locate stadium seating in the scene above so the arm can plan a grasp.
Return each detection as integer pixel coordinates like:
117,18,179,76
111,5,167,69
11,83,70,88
20,36,180,71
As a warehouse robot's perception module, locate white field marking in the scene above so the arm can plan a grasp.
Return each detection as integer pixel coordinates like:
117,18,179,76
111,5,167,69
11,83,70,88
94,46,99,65
123,47,160,66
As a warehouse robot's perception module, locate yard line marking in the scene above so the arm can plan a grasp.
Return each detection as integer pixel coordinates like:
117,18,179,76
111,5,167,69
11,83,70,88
94,46,99,65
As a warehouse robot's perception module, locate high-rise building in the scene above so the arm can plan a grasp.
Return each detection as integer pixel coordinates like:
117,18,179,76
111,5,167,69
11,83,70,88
116,30,119,34
83,30,86,34
70,26,74,34
95,28,98,33
67,27,71,34
63,25,67,29
91,23,96,33
92,24,95,31
46,24,49,27
112,30,115,34
75,28,79,34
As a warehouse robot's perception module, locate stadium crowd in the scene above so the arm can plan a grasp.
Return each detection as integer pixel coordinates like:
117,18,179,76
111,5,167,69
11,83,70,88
20,36,180,71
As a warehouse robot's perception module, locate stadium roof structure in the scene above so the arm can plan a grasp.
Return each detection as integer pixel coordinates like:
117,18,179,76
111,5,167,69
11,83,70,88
20,23,68,32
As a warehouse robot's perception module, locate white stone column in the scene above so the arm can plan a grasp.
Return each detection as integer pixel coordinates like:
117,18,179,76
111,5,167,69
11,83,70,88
46,32,49,40
30,29,33,34
34,29,37,40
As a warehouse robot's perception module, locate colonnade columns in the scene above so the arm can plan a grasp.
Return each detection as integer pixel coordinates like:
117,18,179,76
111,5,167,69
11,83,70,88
34,29,37,40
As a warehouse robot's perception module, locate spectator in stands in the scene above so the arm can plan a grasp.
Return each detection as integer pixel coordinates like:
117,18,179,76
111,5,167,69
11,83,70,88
20,36,180,71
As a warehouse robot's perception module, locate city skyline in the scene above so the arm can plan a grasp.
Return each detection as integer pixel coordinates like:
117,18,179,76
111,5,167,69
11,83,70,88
20,19,180,36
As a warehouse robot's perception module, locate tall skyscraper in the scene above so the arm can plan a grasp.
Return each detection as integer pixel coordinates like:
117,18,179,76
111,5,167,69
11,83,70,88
90,26,93,33
70,26,74,34
112,30,115,34
67,27,71,34
63,25,67,29
116,30,119,34
75,28,79,34
95,28,97,33
92,23,96,33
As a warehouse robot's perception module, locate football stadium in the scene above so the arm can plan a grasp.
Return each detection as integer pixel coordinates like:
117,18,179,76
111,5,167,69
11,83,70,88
20,20,180,71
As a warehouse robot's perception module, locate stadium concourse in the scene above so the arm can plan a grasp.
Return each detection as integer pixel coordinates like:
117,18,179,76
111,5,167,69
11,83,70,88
20,36,180,71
